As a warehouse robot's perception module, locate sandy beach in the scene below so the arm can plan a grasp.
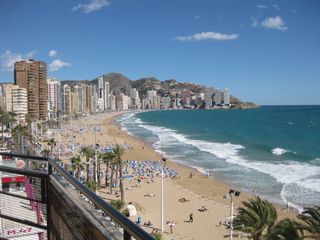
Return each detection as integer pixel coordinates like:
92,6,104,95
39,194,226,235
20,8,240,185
52,112,297,240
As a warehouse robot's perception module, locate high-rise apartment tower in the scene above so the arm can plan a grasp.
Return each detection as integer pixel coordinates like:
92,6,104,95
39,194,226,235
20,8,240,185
14,60,48,120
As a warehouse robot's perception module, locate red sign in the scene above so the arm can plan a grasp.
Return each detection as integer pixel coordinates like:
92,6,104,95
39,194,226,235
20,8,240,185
1,176,24,183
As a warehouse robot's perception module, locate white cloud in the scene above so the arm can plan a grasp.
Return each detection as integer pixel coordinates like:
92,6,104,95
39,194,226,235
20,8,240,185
1,50,37,72
194,15,201,19
72,0,111,14
175,31,239,42
261,16,287,31
257,4,267,9
48,50,58,57
49,59,71,72
273,4,280,11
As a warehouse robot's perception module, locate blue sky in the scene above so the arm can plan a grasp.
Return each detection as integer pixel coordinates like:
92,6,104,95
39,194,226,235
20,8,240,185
0,0,319,105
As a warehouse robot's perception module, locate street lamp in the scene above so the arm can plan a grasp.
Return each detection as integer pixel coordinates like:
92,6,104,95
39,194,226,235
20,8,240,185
94,126,99,195
224,189,241,240
95,143,99,195
161,156,167,233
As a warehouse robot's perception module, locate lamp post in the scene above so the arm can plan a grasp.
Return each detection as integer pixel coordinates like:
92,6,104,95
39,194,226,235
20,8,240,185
94,126,99,195
224,189,241,240
161,156,167,233
95,144,99,195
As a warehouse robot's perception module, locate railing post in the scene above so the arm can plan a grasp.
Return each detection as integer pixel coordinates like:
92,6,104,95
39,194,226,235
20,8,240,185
48,163,52,175
124,230,132,240
47,161,52,240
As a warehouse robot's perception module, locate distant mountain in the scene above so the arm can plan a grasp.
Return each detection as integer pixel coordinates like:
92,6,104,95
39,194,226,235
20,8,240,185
62,72,259,108
92,73,130,94
230,96,259,109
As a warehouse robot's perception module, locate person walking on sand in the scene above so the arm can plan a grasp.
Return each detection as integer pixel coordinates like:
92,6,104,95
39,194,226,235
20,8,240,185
189,213,193,223
169,221,175,233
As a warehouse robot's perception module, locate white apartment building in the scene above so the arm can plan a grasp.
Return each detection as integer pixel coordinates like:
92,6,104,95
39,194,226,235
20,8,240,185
129,88,140,109
104,81,110,110
73,84,88,113
0,84,16,112
147,90,157,109
115,94,130,111
47,78,60,119
223,88,231,106
153,96,161,109
12,87,28,123
97,77,110,112
214,89,222,106
109,95,116,111
63,84,72,115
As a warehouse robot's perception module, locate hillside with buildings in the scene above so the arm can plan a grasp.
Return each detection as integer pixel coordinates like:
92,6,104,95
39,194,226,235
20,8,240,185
60,72,259,116
0,60,258,124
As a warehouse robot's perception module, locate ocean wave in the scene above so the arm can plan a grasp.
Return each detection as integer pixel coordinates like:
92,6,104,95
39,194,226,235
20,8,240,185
310,158,320,165
118,113,136,122
121,116,320,207
139,123,320,191
271,148,289,155
134,118,144,124
139,123,244,158
280,182,320,212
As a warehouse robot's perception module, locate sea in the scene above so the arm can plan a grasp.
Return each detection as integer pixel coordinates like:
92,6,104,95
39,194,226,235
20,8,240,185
117,106,320,210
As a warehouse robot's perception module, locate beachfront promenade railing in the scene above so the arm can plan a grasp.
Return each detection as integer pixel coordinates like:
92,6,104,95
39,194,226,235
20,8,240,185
0,152,154,240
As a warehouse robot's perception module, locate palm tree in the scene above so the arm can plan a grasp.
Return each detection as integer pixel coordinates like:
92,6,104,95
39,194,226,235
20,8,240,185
233,197,277,240
41,149,50,157
103,151,116,188
113,144,125,202
71,155,83,180
298,206,320,239
0,107,15,147
97,152,105,188
265,218,303,240
80,146,95,182
12,124,29,153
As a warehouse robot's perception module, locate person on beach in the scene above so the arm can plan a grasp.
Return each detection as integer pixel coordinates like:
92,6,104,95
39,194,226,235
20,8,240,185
198,206,207,212
137,216,142,225
189,213,193,223
285,200,289,212
169,221,175,234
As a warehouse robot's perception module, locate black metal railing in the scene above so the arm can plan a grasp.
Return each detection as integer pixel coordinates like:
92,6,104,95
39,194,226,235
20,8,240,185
0,153,48,240
0,152,154,240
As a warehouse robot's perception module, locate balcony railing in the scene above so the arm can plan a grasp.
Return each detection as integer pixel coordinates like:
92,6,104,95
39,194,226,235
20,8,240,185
0,152,154,240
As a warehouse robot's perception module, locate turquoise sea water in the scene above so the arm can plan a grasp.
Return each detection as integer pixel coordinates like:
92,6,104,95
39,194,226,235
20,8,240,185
117,106,320,209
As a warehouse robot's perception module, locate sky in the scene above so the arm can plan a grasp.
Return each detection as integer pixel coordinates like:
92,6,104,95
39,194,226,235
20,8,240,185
0,0,319,105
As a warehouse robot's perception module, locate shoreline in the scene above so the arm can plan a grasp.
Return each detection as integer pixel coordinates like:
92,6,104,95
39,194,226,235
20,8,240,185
55,111,298,239
109,112,299,213
113,111,298,211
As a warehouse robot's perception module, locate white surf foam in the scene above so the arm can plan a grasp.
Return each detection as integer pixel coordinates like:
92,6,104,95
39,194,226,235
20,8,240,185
139,123,244,158
121,116,320,207
139,123,320,191
310,158,320,165
271,148,289,155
